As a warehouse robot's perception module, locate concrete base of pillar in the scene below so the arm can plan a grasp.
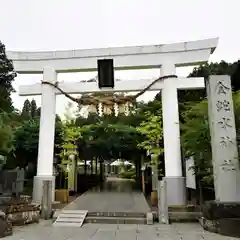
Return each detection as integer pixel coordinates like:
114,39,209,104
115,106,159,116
33,175,55,203
163,176,186,206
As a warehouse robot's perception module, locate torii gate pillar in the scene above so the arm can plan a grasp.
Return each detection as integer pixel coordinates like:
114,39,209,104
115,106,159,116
161,62,185,205
33,67,57,203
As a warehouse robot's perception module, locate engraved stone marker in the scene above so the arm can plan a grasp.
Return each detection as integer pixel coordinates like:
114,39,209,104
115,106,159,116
207,75,240,202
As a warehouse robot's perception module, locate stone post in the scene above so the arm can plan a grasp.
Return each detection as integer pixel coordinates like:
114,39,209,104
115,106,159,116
91,159,93,174
99,160,104,182
74,157,78,192
41,180,52,219
15,168,25,196
84,159,87,175
151,154,158,205
158,180,169,224
95,158,98,174
68,154,75,192
207,75,240,202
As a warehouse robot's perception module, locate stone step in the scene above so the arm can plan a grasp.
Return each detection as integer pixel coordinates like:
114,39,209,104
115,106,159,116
53,210,148,225
53,210,88,227
53,222,84,227
152,210,201,222
85,216,146,224
169,212,202,222
53,210,146,219
168,205,200,212
87,211,146,218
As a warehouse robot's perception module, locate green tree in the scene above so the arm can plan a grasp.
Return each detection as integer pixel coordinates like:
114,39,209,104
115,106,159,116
21,99,39,119
136,109,163,172
30,99,37,118
21,99,31,119
0,113,15,155
181,92,240,186
137,110,163,155
36,107,41,117
0,41,17,159
178,60,240,104
180,100,213,185
58,123,82,162
0,41,16,113
14,119,40,167
13,117,63,168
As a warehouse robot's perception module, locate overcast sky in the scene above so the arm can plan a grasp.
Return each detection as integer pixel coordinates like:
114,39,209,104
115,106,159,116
1,0,239,116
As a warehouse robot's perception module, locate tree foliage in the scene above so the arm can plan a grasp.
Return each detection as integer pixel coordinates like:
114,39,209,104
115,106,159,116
0,114,15,155
181,100,213,185
137,109,163,156
178,60,240,103
0,41,16,113
21,99,40,120
14,119,40,166
0,41,17,156
76,117,143,161
58,124,81,161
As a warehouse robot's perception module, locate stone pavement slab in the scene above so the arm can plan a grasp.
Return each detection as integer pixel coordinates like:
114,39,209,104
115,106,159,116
64,178,150,213
4,221,239,240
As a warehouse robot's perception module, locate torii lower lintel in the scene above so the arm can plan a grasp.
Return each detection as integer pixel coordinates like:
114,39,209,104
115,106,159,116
19,77,204,96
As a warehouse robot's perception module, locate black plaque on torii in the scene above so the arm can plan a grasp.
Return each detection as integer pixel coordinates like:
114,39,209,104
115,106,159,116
97,59,114,89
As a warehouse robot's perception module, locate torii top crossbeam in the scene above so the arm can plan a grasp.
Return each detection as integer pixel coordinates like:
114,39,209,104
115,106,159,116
7,38,218,74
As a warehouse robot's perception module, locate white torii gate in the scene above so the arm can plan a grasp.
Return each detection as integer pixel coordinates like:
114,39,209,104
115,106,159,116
7,38,218,205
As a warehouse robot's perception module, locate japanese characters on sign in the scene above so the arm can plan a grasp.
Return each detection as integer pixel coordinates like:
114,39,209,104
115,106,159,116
216,100,230,112
215,81,230,95
215,79,236,172
220,159,236,172
219,136,234,148
218,117,232,129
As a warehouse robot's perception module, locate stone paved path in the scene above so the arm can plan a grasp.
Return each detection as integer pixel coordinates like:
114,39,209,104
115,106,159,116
64,178,150,213
5,221,238,240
